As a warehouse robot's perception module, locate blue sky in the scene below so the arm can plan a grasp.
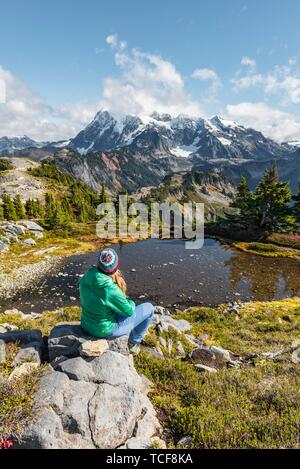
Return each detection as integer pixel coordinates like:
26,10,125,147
0,0,300,141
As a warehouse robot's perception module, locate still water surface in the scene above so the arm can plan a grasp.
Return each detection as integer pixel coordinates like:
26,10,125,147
2,238,300,313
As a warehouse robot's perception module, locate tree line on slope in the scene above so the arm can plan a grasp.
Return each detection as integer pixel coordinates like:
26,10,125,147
226,165,300,234
0,162,110,228
1,162,299,236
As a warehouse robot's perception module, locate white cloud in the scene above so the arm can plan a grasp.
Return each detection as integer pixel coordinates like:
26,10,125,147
0,76,6,103
105,33,118,49
105,34,127,51
100,43,202,117
191,68,221,98
0,65,94,141
232,59,300,104
53,102,99,126
225,102,300,142
241,56,256,70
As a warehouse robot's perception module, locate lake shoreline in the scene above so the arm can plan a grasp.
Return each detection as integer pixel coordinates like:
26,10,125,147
1,237,299,315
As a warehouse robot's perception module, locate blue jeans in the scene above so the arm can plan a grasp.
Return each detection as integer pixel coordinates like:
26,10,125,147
109,302,155,345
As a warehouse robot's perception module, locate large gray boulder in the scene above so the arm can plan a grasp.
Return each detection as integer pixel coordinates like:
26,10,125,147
17,324,161,449
18,220,44,232
48,322,93,361
89,383,142,448
5,223,26,236
48,322,130,361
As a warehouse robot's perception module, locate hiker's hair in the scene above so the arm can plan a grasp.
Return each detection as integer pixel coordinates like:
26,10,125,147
111,269,127,295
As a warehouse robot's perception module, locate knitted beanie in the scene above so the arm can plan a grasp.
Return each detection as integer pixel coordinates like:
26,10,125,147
97,248,119,275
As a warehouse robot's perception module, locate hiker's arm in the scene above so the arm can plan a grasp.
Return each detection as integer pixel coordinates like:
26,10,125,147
106,283,135,317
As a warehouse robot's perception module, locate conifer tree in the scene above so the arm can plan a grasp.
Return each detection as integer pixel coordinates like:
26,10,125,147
99,183,109,204
33,199,43,218
294,179,300,215
230,166,296,233
44,193,56,227
25,199,34,218
255,165,296,231
2,194,17,221
14,195,27,220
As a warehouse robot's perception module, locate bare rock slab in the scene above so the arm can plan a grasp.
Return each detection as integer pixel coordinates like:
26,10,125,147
79,339,109,358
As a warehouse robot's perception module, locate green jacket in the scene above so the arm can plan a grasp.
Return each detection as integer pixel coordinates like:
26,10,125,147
79,266,135,338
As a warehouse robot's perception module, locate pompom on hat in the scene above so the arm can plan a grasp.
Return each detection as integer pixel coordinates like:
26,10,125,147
97,248,119,275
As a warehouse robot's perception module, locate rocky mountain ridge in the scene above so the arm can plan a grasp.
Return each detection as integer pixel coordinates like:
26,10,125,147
1,110,300,193
68,110,296,162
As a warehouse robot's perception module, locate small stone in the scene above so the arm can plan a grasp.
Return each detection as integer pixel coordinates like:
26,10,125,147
291,338,300,349
12,347,41,366
291,348,300,364
167,338,173,355
23,238,36,246
79,339,109,358
31,230,44,239
0,339,6,364
194,364,217,373
8,362,39,381
69,296,76,301
0,241,9,252
190,347,216,363
176,342,185,356
158,337,167,348
177,436,193,448
210,345,231,361
142,346,164,360
261,351,283,359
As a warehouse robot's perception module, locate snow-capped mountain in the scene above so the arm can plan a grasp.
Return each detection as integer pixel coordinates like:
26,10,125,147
1,111,299,193
0,136,38,154
1,111,296,162
285,140,300,148
68,110,292,161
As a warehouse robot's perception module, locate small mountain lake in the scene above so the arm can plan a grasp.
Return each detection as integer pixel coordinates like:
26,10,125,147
2,238,300,313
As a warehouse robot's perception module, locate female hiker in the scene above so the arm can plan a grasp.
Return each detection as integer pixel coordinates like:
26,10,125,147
79,247,154,355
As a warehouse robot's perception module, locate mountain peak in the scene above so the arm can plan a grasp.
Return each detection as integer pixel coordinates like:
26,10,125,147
209,115,240,129
150,112,172,122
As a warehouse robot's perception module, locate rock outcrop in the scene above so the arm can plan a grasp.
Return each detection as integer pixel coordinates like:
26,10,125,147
0,220,44,253
0,323,161,449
